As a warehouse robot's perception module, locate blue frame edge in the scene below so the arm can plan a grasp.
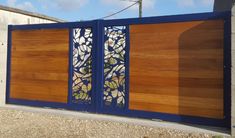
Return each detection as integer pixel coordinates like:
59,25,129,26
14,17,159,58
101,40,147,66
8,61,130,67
223,11,232,129
6,25,12,104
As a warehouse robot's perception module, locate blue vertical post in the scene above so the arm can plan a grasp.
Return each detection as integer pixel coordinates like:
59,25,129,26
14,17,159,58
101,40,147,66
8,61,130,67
67,28,73,106
6,25,13,104
91,23,98,111
223,12,231,128
125,25,130,110
95,20,104,113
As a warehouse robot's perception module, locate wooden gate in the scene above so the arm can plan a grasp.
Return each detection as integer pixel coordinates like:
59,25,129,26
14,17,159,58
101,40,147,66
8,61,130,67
6,12,231,128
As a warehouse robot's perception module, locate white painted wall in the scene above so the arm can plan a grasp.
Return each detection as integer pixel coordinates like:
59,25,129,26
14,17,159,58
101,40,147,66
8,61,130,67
0,9,57,105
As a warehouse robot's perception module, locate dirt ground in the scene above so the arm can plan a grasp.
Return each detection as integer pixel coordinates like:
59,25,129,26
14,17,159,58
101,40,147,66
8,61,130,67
0,108,227,138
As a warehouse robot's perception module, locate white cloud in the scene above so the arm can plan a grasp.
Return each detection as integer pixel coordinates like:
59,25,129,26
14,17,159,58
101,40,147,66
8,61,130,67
143,0,156,9
38,0,89,12
177,0,214,8
7,0,35,11
101,0,155,11
101,0,138,10
7,0,16,6
177,0,195,7
199,0,214,6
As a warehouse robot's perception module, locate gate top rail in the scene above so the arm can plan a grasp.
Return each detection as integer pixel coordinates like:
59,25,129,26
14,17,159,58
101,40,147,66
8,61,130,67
9,11,231,30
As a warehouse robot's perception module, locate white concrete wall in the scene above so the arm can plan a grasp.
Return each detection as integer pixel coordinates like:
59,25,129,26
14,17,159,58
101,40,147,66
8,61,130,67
0,9,56,105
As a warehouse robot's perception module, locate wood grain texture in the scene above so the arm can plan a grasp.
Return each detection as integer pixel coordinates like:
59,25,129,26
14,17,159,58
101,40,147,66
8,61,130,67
10,29,69,103
129,20,224,119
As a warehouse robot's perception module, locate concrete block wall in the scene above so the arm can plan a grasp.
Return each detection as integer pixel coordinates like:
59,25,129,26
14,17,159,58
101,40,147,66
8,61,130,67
0,9,56,106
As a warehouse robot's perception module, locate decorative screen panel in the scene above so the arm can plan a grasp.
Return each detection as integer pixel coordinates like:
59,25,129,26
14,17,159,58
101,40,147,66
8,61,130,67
103,26,127,108
72,28,93,104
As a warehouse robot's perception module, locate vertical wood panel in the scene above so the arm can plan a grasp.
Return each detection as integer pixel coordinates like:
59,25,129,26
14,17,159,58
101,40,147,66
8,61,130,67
10,29,69,103
129,20,224,119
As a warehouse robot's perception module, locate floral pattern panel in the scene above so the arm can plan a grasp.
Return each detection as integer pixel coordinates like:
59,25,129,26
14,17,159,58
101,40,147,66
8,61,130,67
104,26,126,108
72,28,93,104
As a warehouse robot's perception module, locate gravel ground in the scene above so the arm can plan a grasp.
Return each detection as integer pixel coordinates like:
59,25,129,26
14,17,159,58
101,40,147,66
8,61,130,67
0,108,227,138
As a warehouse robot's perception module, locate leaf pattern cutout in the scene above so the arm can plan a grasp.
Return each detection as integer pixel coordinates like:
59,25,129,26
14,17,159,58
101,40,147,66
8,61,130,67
72,28,93,104
104,26,126,108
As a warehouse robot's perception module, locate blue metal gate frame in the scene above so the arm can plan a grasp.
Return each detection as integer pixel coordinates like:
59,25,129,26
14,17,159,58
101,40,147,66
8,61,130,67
6,11,231,128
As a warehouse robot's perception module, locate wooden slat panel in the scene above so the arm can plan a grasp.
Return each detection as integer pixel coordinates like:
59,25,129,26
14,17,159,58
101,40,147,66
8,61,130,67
129,20,224,119
10,29,69,103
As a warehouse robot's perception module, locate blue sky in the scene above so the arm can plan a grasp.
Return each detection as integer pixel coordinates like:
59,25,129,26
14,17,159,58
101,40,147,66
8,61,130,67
0,0,214,21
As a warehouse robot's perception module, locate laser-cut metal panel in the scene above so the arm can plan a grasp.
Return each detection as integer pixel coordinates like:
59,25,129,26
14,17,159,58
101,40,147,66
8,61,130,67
103,26,127,108
72,28,93,104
